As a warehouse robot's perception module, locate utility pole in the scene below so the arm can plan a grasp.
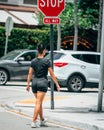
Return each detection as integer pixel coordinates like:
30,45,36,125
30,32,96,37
97,1,104,112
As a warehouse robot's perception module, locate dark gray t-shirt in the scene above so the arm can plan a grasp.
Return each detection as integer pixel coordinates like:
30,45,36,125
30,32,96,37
31,58,52,79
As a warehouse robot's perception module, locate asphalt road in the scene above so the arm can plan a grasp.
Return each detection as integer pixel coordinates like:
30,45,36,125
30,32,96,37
0,81,81,130
0,81,100,130
0,107,75,130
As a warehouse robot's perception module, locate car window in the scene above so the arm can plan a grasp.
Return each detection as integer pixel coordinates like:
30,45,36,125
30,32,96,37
72,54,81,60
44,51,49,57
0,51,21,60
45,52,64,60
96,55,100,64
72,54,100,64
20,52,36,61
54,52,64,60
81,54,99,64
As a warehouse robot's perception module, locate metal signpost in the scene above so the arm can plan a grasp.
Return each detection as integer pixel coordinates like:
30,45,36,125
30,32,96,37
4,17,14,56
37,0,65,109
50,24,54,109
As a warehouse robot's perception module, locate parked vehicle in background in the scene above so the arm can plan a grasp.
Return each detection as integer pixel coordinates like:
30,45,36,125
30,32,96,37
0,49,48,85
0,49,36,85
46,50,100,92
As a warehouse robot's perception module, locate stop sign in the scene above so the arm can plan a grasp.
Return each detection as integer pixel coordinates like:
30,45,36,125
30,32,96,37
38,0,65,17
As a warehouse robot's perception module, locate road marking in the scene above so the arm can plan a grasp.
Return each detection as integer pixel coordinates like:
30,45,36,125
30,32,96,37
16,95,69,105
1,105,82,130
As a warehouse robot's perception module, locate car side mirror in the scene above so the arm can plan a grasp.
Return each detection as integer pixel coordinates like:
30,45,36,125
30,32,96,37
16,57,24,62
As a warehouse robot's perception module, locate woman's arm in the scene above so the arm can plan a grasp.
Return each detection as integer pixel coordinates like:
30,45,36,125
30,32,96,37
48,67,60,92
26,67,33,92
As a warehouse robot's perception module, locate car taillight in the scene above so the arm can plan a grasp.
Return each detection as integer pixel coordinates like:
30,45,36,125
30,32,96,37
54,62,68,67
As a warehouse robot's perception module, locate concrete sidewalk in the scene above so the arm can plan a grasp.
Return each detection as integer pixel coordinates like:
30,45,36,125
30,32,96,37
8,92,104,130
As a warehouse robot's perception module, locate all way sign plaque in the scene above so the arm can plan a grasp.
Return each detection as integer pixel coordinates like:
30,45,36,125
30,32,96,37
43,17,60,24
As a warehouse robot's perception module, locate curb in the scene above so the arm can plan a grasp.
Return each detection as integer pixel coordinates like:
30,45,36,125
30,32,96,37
3,102,104,130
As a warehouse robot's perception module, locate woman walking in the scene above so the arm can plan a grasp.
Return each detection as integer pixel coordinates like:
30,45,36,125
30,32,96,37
26,43,60,128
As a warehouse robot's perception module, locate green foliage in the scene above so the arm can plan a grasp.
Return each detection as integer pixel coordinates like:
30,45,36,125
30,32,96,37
79,0,99,13
0,27,6,57
60,2,74,29
37,12,44,25
36,1,99,30
78,0,99,29
0,1,99,56
0,27,50,57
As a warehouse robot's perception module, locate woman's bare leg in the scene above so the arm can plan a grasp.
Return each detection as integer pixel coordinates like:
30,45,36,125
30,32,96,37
33,91,46,122
34,93,44,120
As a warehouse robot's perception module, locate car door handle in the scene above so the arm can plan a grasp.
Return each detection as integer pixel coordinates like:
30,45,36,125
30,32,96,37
81,65,86,69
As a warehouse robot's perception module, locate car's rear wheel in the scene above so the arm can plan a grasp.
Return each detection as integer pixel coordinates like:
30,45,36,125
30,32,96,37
0,69,8,85
67,75,85,92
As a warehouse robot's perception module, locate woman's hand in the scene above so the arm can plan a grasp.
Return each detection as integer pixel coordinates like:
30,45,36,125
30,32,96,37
56,84,60,92
26,85,30,92
26,67,33,92
48,67,61,92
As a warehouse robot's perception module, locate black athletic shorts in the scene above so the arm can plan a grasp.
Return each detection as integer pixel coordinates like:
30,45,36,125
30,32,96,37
31,77,48,93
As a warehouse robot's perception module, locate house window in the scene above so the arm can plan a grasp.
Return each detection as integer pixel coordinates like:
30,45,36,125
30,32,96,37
0,0,7,2
24,0,37,5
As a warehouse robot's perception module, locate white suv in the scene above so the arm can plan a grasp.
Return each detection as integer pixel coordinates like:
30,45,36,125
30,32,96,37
46,50,100,92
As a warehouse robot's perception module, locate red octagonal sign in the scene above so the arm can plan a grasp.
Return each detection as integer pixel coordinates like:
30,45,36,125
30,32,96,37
38,0,65,17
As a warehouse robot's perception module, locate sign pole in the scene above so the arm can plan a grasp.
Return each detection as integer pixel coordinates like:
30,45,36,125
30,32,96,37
4,34,9,56
4,17,13,55
37,0,65,109
50,24,54,109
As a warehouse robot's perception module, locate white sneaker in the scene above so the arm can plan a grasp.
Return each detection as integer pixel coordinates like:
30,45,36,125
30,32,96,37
31,121,40,128
40,118,47,126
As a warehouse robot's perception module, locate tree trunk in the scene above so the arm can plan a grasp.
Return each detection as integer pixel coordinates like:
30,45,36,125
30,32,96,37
57,24,61,50
73,0,78,51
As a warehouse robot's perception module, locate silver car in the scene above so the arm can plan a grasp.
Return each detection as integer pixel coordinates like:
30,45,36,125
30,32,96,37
0,49,38,85
47,50,100,92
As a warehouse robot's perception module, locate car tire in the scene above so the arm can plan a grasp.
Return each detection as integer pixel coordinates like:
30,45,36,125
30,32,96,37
67,75,85,92
0,69,8,85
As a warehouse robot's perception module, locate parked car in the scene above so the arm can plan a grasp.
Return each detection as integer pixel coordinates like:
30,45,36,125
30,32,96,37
0,49,48,85
46,50,100,92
